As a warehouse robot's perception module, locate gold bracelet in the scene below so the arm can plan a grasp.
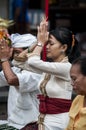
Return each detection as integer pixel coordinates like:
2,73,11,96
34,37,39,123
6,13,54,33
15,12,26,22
0,58,8,63
37,42,43,47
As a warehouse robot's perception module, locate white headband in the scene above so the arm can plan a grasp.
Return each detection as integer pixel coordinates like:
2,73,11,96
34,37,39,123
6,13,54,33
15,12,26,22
11,33,37,48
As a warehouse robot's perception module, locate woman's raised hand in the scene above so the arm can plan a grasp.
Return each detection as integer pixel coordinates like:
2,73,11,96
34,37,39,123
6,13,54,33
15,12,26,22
37,17,49,46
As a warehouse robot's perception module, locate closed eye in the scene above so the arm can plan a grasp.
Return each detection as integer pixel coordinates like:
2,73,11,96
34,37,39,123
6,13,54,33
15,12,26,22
71,76,76,82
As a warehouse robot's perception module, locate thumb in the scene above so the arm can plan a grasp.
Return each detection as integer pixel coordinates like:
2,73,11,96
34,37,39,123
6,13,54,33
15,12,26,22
9,48,13,57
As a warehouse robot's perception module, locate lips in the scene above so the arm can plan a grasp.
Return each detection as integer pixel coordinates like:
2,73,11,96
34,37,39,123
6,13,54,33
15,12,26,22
46,50,50,53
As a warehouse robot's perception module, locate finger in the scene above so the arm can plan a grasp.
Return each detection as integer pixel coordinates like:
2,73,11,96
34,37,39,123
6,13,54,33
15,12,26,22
29,43,37,52
37,26,41,33
40,21,48,33
40,15,48,26
40,20,48,31
0,39,8,48
41,15,46,21
8,48,13,58
42,15,48,22
0,39,4,46
3,39,9,47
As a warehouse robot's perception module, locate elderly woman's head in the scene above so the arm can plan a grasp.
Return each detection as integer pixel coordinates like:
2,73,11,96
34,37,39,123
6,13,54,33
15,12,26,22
70,56,86,95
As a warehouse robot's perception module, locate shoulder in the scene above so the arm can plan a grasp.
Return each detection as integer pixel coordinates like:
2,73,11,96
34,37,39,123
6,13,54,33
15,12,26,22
73,95,83,102
70,95,84,111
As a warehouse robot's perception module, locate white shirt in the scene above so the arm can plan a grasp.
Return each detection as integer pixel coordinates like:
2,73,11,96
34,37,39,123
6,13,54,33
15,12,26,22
0,66,41,129
13,56,72,130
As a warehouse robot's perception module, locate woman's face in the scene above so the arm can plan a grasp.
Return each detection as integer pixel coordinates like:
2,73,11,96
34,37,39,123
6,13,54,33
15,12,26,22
70,64,86,95
46,35,66,62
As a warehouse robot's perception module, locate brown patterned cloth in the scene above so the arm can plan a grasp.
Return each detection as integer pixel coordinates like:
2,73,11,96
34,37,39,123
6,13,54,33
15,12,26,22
21,122,38,130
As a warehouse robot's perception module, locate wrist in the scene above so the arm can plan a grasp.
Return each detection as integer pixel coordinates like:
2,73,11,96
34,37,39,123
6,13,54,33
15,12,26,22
37,42,43,47
0,58,8,63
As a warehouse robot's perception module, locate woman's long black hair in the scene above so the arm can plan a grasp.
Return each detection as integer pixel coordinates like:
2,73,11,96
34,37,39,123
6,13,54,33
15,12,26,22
50,27,81,63
72,56,86,76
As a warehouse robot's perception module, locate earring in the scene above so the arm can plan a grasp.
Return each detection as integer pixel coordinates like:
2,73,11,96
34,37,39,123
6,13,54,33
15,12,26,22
61,50,64,54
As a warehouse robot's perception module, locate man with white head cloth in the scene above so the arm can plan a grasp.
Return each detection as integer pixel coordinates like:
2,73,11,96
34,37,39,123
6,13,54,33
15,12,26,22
0,33,41,130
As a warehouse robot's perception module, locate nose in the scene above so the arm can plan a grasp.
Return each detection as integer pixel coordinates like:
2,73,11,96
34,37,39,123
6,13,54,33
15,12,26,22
46,43,50,49
71,82,74,87
71,81,77,90
71,80,75,87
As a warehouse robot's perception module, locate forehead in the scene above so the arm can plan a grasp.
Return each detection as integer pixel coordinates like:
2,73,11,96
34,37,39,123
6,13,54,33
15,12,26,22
13,47,22,50
49,34,61,44
13,47,23,52
13,47,27,50
70,64,81,75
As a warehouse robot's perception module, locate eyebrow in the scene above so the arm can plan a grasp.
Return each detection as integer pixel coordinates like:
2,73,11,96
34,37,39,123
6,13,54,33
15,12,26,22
22,47,28,50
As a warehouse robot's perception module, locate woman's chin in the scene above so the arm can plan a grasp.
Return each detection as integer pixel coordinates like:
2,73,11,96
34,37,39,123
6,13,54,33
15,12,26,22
46,54,51,58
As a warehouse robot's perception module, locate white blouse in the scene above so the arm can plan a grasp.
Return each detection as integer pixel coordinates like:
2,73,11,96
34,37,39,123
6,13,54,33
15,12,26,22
13,56,72,130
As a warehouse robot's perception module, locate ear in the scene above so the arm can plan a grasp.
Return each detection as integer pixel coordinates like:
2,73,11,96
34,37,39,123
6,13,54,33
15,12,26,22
61,44,67,52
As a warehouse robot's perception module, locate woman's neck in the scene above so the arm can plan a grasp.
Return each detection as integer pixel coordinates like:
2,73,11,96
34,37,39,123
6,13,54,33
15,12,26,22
54,55,66,62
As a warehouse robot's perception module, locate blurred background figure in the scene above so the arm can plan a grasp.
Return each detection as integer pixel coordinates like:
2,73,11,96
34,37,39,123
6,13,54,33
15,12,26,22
0,17,14,70
0,33,40,130
0,17,14,121
0,17,14,34
75,32,86,56
11,0,30,34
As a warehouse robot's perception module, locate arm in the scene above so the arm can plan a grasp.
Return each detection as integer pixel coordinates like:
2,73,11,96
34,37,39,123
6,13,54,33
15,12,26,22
16,70,41,93
13,18,71,79
13,59,43,74
27,18,71,79
13,55,71,80
29,17,49,55
1,61,19,88
0,70,9,87
0,40,19,89
11,18,48,73
27,56,71,80
0,60,41,93
12,43,42,74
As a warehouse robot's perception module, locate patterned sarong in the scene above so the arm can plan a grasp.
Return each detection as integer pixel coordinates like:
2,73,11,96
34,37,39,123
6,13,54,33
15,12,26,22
21,122,38,130
0,124,19,130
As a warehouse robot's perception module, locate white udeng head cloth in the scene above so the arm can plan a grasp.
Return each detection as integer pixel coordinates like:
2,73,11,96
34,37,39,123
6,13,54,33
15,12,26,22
11,33,37,48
